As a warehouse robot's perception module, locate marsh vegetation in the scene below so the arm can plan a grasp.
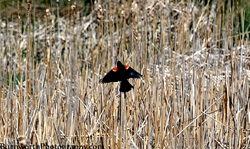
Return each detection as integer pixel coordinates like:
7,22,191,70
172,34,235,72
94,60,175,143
0,0,250,148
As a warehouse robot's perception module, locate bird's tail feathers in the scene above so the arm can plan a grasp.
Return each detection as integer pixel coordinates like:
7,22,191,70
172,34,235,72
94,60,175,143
120,80,133,92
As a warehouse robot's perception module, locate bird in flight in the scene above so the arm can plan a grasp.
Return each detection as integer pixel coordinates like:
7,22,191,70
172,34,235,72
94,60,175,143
99,61,142,92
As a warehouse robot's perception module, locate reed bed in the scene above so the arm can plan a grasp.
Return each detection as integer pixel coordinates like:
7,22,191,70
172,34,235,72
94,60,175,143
0,0,249,148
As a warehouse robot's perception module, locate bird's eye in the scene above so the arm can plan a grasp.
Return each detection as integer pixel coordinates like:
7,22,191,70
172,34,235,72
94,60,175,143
125,65,129,69
112,67,118,72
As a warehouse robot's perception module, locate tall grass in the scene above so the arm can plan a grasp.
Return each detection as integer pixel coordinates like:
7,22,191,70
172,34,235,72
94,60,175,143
0,0,249,148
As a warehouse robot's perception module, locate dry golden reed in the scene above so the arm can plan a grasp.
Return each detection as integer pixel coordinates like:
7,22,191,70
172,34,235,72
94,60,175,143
0,0,249,148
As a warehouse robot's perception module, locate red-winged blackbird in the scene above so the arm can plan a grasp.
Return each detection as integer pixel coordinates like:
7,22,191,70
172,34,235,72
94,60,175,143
100,61,142,92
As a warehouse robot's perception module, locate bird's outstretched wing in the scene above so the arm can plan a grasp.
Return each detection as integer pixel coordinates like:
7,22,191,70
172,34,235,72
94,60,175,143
99,68,121,83
126,67,142,79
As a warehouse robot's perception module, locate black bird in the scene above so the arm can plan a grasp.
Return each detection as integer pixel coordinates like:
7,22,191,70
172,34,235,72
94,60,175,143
99,61,142,92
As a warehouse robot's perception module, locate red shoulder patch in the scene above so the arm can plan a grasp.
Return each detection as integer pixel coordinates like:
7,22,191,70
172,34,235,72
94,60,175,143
125,65,129,69
112,67,118,72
